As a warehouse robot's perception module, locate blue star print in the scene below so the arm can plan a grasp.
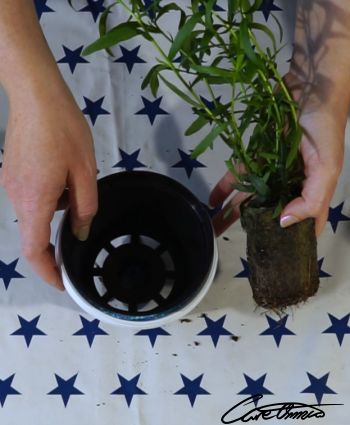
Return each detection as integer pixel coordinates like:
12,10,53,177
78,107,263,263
135,96,169,125
135,327,171,347
11,315,46,347
301,372,336,404
174,374,210,406
238,374,273,406
57,45,89,73
111,374,147,407
82,96,110,125
114,45,146,73
197,314,233,347
260,315,295,347
235,258,250,278
318,258,331,278
79,0,106,22
322,313,350,346
0,258,24,290
0,375,21,407
34,0,54,19
328,202,350,232
48,374,84,407
73,316,108,347
171,149,206,178
198,2,224,12
259,0,282,21
112,148,147,171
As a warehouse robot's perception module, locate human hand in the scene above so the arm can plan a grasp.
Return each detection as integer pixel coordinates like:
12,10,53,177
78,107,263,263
0,82,98,290
209,75,345,237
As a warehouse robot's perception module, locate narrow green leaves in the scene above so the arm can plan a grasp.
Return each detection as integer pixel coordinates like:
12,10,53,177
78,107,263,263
191,123,227,158
168,13,201,60
83,22,140,56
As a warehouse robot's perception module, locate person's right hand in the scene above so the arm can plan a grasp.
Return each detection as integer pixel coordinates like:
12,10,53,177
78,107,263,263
0,81,98,291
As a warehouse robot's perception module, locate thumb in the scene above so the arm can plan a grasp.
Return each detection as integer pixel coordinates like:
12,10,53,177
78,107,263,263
68,169,98,241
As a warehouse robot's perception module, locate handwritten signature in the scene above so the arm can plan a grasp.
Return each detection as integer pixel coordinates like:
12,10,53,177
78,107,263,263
221,395,343,423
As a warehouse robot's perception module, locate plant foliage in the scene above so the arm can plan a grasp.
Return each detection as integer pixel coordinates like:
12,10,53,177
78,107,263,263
82,0,304,212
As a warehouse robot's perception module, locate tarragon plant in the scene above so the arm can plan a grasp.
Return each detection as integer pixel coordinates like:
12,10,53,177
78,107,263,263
83,0,303,216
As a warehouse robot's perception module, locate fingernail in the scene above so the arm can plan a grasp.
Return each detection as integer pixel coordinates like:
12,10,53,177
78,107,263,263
74,225,90,241
280,215,299,228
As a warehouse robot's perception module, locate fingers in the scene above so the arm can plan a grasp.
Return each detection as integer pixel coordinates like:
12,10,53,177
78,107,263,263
211,191,252,236
68,164,98,241
15,198,65,290
209,169,238,208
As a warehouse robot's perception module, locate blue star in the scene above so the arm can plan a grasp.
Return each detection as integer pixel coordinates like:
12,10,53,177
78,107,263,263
259,314,295,347
322,313,350,346
48,374,84,407
197,314,233,347
111,374,147,407
234,258,250,278
328,202,350,233
72,315,108,347
57,45,89,74
238,374,273,406
199,95,222,112
318,258,331,278
135,96,169,125
0,375,21,407
0,258,25,290
301,372,336,404
11,315,46,347
135,327,171,347
79,0,106,22
114,45,146,73
259,0,282,21
174,374,210,406
112,148,147,171
34,0,54,20
82,96,110,125
171,149,206,178
142,0,157,19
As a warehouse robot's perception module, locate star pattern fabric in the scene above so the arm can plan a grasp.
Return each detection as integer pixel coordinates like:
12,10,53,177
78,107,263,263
322,313,350,346
114,45,146,73
301,372,336,404
72,316,108,347
34,0,54,19
112,148,147,171
238,374,273,406
135,327,171,347
0,375,21,407
79,0,106,22
0,258,25,290
111,374,147,407
135,96,169,125
82,96,110,125
259,314,295,347
48,374,84,407
197,314,233,347
171,149,206,178
328,202,350,232
234,258,250,278
258,0,282,21
57,45,89,73
11,315,46,347
174,374,210,406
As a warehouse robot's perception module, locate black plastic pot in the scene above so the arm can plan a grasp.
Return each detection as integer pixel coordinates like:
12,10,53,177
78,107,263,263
55,171,218,327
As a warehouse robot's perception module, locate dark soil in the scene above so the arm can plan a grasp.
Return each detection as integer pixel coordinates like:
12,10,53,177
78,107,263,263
240,206,319,310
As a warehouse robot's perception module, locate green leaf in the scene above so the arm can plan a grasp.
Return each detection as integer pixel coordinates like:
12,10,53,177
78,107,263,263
168,13,201,60
286,124,303,168
248,174,271,197
185,115,208,136
82,22,140,56
98,2,118,56
158,74,198,106
141,64,169,91
239,19,260,66
191,123,227,158
190,64,232,78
